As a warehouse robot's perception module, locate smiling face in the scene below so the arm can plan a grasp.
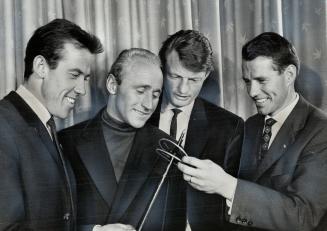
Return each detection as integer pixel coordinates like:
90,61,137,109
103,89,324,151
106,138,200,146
163,50,208,108
107,59,163,128
41,43,93,119
242,56,296,116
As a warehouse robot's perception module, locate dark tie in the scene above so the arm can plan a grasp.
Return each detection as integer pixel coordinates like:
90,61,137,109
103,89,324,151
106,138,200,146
170,108,182,140
258,118,277,161
47,116,74,220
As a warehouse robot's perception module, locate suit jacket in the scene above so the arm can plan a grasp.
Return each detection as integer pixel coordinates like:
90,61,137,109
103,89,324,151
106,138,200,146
0,91,75,231
59,110,186,231
230,96,327,231
149,97,244,230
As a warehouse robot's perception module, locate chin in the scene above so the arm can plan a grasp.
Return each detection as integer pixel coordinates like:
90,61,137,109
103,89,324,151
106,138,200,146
130,120,145,129
172,100,189,108
53,110,71,119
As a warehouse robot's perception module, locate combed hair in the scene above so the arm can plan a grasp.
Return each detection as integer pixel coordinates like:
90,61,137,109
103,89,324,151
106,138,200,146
24,18,103,80
242,32,300,74
108,48,161,84
159,30,213,73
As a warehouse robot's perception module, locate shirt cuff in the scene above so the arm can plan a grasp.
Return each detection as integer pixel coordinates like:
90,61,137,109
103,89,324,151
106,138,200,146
226,179,237,215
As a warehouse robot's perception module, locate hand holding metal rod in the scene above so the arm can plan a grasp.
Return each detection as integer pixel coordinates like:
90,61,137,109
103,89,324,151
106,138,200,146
137,132,185,231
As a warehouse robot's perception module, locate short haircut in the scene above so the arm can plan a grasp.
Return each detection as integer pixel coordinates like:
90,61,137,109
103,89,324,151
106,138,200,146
24,18,103,80
108,48,161,85
242,32,300,74
159,30,213,73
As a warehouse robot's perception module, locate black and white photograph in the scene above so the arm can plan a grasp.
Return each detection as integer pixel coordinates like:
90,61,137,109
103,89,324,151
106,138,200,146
0,0,326,230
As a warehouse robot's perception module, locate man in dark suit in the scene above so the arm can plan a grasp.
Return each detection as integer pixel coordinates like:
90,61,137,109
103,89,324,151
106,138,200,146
0,19,103,230
149,30,244,230
178,32,327,230
60,48,186,231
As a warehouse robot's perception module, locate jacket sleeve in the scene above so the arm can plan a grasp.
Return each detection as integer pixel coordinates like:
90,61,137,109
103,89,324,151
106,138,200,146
230,128,327,231
0,121,27,230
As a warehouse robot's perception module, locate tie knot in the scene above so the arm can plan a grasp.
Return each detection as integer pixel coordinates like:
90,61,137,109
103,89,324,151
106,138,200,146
265,118,276,127
47,116,56,130
172,108,182,116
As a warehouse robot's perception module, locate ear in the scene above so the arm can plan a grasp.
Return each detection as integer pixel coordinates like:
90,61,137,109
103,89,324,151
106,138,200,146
33,55,48,79
284,64,297,86
106,74,118,94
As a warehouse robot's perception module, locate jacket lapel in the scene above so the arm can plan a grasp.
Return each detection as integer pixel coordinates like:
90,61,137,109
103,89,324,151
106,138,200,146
5,91,61,165
76,116,118,207
253,96,309,181
107,126,162,224
184,98,209,158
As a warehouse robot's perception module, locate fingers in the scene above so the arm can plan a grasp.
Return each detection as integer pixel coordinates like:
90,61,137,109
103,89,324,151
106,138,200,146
177,162,200,176
98,223,136,231
181,156,206,168
117,224,135,230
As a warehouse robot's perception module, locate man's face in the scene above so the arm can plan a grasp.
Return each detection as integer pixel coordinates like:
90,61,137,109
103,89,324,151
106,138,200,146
242,56,293,116
108,60,163,128
41,43,93,119
163,50,208,108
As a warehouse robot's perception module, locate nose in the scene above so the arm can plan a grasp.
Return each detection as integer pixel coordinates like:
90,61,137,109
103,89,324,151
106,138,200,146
177,78,189,94
142,93,153,111
248,81,259,98
74,77,86,96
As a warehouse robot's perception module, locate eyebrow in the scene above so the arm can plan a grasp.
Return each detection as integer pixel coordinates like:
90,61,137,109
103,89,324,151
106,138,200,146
167,71,203,79
136,85,162,91
69,68,91,77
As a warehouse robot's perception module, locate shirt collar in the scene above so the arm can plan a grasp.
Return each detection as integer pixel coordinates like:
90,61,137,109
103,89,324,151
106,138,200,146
16,85,51,127
266,93,299,125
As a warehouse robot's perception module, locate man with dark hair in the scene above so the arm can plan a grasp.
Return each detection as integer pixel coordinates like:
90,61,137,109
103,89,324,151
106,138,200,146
60,48,185,231
178,32,327,230
0,18,103,230
150,30,244,230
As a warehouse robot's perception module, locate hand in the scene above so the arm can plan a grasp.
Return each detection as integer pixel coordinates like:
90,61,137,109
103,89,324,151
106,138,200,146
177,156,237,200
93,223,136,231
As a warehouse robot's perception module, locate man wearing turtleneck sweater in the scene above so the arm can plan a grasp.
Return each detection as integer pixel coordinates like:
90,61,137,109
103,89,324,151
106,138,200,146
60,48,186,231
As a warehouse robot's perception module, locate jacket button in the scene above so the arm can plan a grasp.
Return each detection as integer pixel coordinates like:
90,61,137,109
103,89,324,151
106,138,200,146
63,213,70,221
241,218,247,224
248,220,253,226
236,216,242,223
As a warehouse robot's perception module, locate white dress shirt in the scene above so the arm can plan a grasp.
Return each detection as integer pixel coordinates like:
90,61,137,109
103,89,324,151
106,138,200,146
266,93,299,148
158,95,194,147
16,85,52,136
158,95,195,231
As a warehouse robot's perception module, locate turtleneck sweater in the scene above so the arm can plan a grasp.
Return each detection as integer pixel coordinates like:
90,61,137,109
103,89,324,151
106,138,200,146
101,110,137,182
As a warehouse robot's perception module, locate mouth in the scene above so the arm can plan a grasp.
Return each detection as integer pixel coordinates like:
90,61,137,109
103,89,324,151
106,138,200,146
253,97,269,107
133,109,151,117
174,93,190,101
65,96,76,105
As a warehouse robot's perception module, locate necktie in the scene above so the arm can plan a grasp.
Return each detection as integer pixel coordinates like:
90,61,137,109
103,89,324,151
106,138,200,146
170,108,182,140
47,116,74,220
258,118,277,161
47,116,63,154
